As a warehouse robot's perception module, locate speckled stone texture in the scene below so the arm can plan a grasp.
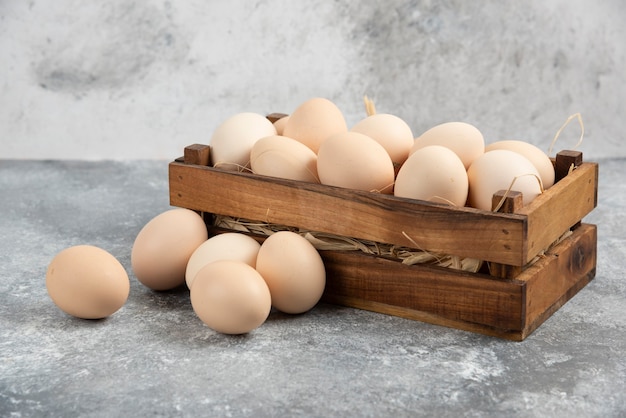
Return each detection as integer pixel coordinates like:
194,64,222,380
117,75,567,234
1,1,625,160
0,158,624,417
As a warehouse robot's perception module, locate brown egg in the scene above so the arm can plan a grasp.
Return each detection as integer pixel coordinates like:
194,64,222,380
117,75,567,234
131,208,208,291
317,131,395,194
190,260,271,334
282,97,347,153
255,231,325,314
46,245,130,319
412,121,485,170
350,113,414,166
250,135,320,183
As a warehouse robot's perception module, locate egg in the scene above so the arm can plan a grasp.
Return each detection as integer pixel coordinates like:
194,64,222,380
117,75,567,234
350,113,414,166
190,260,271,334
250,135,319,183
210,112,277,171
273,115,289,135
467,149,543,211
412,121,485,169
46,245,129,319
485,140,555,189
255,231,325,314
394,145,469,207
185,232,261,289
282,97,348,153
317,131,395,194
131,208,208,291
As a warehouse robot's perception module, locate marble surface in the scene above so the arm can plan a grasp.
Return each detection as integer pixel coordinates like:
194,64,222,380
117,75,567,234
0,157,624,417
2,1,625,160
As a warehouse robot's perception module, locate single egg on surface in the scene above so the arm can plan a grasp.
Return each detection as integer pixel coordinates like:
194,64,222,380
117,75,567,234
185,232,261,289
255,231,326,314
46,245,130,319
190,260,271,334
131,208,208,291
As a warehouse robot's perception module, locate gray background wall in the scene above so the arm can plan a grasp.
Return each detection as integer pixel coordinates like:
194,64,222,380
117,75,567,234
1,0,624,161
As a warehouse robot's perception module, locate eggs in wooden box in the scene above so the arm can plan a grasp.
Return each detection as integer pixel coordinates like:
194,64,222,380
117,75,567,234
395,145,469,207
250,135,320,183
210,112,277,171
350,113,414,167
282,97,347,153
467,149,543,210
412,121,485,170
485,140,555,189
317,131,395,194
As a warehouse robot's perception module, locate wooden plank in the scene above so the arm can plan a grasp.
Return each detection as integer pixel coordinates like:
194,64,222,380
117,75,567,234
169,161,528,265
319,250,524,331
519,162,597,264
518,223,597,337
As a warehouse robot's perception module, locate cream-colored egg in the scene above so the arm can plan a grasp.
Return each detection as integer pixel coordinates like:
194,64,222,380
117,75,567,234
190,260,271,334
350,113,414,166
210,112,277,171
46,245,129,319
395,145,469,207
273,115,289,135
256,231,325,314
131,208,208,291
467,149,543,211
250,135,319,183
412,121,485,169
282,97,347,153
485,140,555,189
317,131,395,194
185,233,261,289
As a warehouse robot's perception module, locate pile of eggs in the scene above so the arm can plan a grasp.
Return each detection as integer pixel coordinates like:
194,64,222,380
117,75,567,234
46,96,558,334
212,97,555,210
46,209,326,334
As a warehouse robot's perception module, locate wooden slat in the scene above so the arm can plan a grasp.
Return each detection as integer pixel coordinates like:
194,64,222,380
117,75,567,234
519,223,597,337
320,250,524,331
169,161,528,265
519,162,598,264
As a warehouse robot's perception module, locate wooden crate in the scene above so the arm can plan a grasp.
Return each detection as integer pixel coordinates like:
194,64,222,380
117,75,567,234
169,144,598,341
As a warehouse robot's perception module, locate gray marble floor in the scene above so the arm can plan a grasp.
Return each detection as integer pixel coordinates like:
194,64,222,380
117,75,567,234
1,158,624,417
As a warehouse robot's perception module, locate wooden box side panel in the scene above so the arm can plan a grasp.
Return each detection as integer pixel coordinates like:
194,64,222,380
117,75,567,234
169,162,528,265
319,251,525,331
521,162,598,263
520,223,597,337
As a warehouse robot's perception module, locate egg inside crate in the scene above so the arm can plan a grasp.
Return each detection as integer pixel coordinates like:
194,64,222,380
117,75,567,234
131,208,208,291
250,135,320,183
282,97,348,153
485,140,555,189
256,231,326,314
467,149,543,211
273,115,289,135
210,112,277,171
46,245,130,319
395,145,469,207
317,131,395,194
350,113,414,166
412,121,485,170
190,260,271,334
185,232,261,289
